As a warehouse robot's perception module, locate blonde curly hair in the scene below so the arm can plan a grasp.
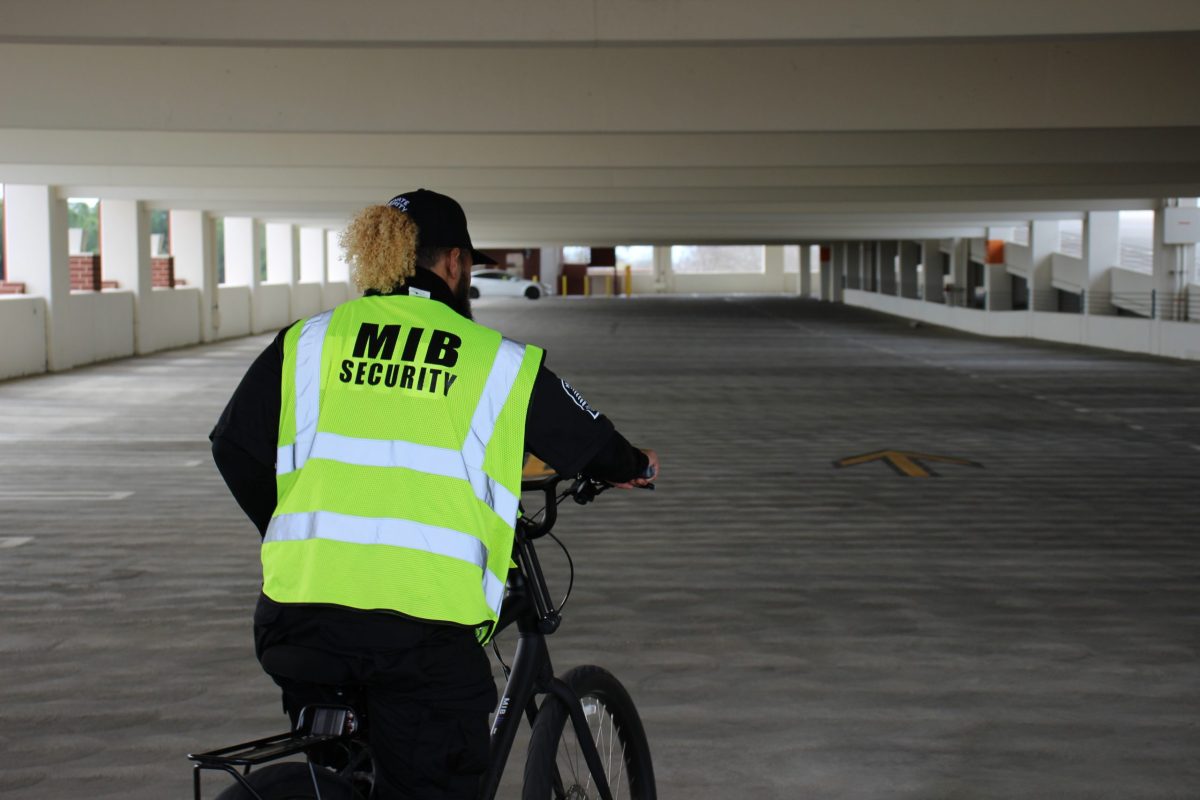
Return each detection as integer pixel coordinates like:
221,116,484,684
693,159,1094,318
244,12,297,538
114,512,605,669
339,204,419,293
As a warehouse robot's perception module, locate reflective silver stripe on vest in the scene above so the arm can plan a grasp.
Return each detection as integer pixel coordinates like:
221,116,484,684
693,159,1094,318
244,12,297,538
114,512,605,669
267,510,488,569
276,335,526,527
266,510,508,617
462,339,526,523
483,568,506,619
279,311,334,475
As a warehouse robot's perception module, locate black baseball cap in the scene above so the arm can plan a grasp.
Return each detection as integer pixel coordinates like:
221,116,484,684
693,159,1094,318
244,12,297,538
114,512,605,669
386,189,497,266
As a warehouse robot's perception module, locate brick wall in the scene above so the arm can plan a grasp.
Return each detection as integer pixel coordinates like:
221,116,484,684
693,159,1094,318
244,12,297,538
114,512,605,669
70,254,102,291
0,282,25,295
152,256,174,288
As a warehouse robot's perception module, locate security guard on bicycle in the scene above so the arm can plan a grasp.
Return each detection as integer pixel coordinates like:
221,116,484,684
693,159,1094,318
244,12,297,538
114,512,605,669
211,189,657,799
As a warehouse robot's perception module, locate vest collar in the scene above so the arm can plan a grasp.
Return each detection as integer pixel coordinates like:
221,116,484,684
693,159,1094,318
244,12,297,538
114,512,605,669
365,270,458,309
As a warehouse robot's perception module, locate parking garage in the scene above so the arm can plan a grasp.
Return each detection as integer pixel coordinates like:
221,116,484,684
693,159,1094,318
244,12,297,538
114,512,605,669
2,3,1199,798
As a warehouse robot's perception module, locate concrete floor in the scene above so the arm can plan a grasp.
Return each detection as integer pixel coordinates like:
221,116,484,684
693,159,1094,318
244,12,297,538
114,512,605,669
1,296,1198,799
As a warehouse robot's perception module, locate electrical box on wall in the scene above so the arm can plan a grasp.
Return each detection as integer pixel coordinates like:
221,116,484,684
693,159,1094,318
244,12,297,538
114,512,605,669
1163,207,1200,244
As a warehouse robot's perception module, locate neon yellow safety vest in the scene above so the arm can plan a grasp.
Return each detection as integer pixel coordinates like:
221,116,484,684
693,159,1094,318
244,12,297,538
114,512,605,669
263,294,543,643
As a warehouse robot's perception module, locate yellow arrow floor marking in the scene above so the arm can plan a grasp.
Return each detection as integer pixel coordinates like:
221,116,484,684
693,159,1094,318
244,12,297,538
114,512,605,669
833,450,983,477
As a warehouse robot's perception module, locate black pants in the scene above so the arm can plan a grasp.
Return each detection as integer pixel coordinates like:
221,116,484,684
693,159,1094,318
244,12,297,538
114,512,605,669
254,597,497,800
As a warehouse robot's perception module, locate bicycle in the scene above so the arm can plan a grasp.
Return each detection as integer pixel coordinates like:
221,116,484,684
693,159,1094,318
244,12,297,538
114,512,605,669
187,465,657,800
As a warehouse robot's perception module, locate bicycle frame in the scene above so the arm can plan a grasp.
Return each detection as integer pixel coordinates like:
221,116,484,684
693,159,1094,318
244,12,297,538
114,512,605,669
189,476,617,800
479,506,615,800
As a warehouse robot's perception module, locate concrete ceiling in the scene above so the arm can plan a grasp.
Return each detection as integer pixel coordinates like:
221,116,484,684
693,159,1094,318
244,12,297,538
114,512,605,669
1,2,1199,244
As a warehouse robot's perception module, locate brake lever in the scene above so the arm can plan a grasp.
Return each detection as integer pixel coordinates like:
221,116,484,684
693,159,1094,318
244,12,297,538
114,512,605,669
570,477,608,505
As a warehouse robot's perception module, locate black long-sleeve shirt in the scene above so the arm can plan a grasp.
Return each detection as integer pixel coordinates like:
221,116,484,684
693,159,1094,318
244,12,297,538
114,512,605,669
210,269,647,537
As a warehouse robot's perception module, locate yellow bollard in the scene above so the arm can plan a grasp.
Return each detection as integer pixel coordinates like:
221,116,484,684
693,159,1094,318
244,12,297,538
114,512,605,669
561,275,567,296
584,274,591,297
624,264,632,297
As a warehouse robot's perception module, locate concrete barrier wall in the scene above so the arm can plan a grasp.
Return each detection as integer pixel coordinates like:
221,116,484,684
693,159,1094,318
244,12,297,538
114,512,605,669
622,269,789,296
322,282,349,309
216,285,252,340
291,282,323,320
62,290,135,368
254,283,292,333
0,296,48,380
143,288,202,352
1158,321,1200,361
1051,252,1086,293
844,289,1200,362
1088,315,1155,355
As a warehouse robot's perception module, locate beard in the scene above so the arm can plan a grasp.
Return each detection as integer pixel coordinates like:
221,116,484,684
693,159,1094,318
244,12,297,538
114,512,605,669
452,266,474,320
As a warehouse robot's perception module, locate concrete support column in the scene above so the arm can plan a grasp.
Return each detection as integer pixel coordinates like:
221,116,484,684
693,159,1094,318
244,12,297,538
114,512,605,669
982,229,1011,311
947,238,969,307
299,227,327,284
100,198,152,353
877,241,898,295
1029,220,1057,312
223,218,260,287
845,243,862,290
4,184,68,369
653,246,672,293
224,216,261,330
764,245,784,291
832,242,847,302
1151,200,1198,320
170,210,219,341
266,222,299,286
538,247,563,295
1083,211,1118,315
898,241,920,299
799,245,812,297
818,246,832,301
921,240,943,302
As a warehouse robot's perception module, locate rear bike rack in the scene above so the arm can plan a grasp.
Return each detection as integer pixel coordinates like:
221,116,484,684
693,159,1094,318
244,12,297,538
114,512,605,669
187,706,358,800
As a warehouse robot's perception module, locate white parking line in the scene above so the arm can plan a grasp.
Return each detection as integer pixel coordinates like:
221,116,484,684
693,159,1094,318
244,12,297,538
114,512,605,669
0,490,134,501
0,537,32,549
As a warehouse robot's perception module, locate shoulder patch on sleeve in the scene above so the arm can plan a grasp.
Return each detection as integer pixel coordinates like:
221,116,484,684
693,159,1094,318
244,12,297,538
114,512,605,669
561,379,601,420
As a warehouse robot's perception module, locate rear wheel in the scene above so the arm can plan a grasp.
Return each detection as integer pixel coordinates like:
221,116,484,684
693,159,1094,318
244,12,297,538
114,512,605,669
468,286,481,299
214,763,359,800
523,665,655,800
524,286,541,300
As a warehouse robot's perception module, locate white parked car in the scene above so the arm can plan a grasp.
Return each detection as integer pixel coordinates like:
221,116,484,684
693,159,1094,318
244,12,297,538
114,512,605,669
469,270,550,300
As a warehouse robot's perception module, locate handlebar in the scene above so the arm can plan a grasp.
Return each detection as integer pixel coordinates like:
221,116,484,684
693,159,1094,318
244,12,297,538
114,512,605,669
507,467,655,636
517,455,656,540
517,474,605,541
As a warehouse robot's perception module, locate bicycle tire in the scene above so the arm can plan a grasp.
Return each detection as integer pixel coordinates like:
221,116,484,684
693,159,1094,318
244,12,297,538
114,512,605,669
213,762,359,800
523,665,656,800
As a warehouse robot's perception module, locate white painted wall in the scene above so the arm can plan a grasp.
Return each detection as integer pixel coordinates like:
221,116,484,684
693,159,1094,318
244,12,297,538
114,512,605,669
61,291,136,367
1051,252,1086,294
254,283,293,333
0,296,48,379
216,285,252,340
142,288,202,352
843,289,1200,362
292,282,323,320
322,282,349,310
670,272,782,294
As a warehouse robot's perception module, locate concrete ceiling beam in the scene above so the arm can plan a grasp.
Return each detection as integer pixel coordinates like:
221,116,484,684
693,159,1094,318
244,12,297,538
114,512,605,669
3,1,1199,44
